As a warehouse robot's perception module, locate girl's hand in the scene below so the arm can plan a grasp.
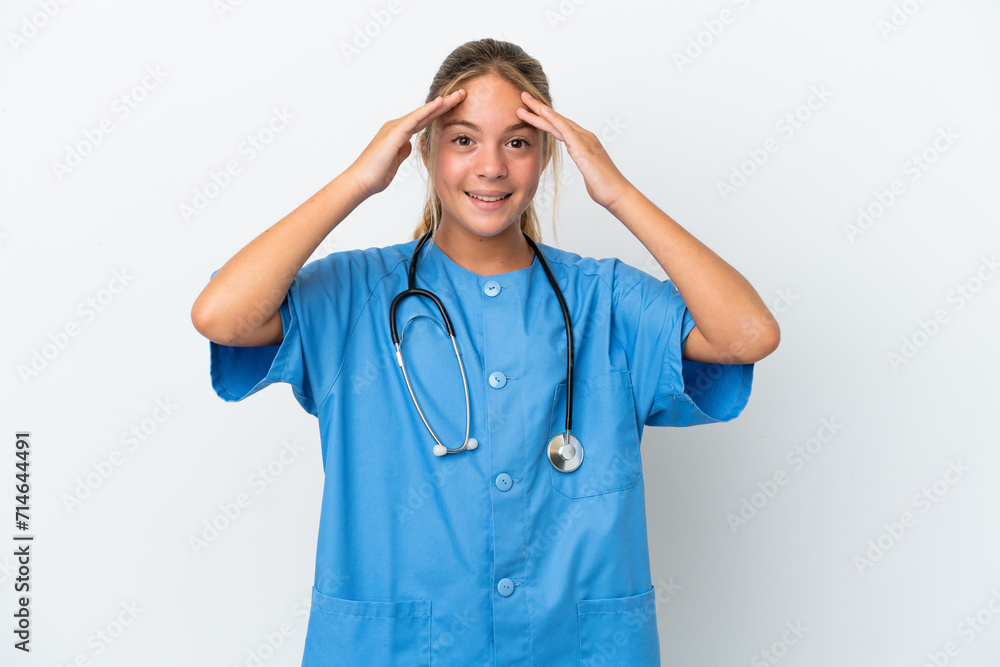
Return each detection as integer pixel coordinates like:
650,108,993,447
345,89,467,200
517,91,632,210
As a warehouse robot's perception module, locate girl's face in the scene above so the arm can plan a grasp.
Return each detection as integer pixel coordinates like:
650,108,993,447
425,73,543,241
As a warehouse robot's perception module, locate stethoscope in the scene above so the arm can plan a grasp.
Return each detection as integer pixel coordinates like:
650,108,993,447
389,230,584,473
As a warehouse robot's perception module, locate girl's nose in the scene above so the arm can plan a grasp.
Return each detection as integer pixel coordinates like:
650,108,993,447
474,144,506,179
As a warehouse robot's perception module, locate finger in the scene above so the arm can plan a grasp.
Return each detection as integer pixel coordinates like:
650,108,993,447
520,91,557,116
408,89,466,134
389,140,413,174
518,92,573,141
523,92,583,136
517,106,564,142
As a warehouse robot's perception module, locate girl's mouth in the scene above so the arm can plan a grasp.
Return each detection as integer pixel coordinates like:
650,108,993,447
466,192,511,209
466,192,511,202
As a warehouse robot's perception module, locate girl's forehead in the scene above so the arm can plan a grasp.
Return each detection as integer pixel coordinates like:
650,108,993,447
461,72,518,95
440,75,528,127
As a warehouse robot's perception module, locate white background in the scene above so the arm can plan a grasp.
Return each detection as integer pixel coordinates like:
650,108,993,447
3,0,999,665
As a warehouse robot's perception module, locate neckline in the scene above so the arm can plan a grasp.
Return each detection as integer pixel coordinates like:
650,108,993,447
426,236,539,279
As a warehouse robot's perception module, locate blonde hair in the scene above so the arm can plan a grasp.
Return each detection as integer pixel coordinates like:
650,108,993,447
412,38,562,243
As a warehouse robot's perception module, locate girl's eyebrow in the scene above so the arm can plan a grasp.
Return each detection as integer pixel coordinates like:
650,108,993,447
442,119,535,133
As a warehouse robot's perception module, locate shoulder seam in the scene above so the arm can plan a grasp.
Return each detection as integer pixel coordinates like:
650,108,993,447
313,249,410,409
541,248,634,364
539,245,615,291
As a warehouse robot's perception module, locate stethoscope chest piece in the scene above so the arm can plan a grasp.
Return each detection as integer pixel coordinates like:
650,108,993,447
547,433,583,473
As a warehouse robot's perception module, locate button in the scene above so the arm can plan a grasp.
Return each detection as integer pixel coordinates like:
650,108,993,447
483,281,501,297
497,578,514,597
495,473,513,492
488,371,507,389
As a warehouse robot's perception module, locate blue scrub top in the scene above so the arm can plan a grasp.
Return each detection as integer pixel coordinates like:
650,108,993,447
209,236,753,666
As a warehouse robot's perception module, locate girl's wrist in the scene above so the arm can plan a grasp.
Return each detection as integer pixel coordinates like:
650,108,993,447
337,167,373,208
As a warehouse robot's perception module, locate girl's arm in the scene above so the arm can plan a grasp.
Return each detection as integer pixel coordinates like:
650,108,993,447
190,172,366,347
606,187,779,364
516,92,779,365
190,89,467,347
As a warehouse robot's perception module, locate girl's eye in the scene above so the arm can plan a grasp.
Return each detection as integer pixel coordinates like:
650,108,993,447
451,135,530,149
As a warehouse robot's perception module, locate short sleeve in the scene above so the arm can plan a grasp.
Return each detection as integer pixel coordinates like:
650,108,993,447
207,258,343,417
611,260,754,427
208,277,317,415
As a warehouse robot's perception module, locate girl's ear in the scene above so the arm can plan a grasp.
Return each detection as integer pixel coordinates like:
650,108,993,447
419,132,430,168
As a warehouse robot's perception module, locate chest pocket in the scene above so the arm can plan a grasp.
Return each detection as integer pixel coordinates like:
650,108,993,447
546,370,643,498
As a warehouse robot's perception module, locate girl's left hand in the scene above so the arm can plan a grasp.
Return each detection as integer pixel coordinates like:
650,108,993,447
517,91,632,211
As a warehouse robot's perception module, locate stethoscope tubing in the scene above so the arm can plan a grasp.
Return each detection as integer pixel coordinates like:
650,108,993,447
389,230,575,456
522,233,574,441
393,325,473,455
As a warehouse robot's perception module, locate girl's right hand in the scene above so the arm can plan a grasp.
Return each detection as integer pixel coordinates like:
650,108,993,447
345,89,466,200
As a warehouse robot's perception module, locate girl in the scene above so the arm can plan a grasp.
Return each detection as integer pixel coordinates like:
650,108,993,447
193,38,778,667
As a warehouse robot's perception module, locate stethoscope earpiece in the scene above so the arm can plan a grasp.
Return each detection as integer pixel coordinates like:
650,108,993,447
433,438,477,457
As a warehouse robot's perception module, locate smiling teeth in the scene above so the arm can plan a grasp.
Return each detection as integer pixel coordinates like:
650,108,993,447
468,193,509,202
